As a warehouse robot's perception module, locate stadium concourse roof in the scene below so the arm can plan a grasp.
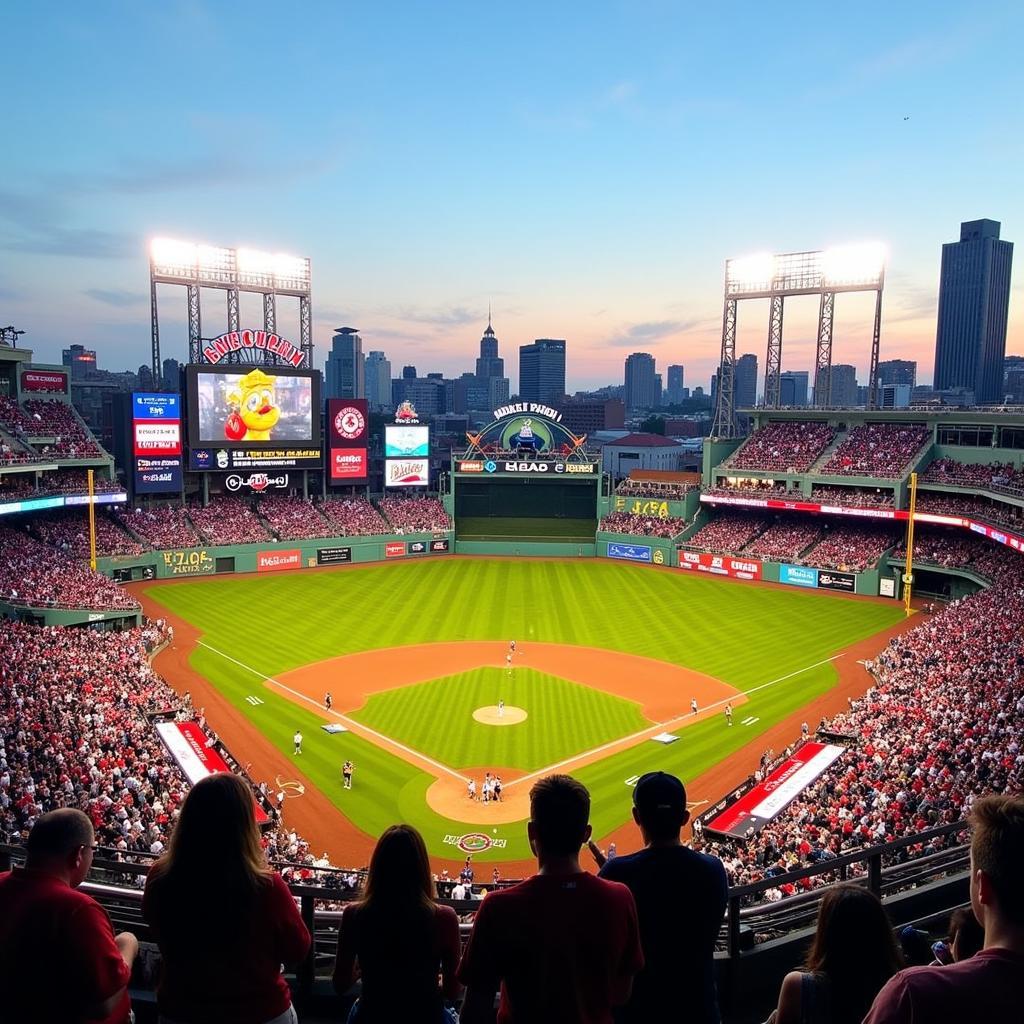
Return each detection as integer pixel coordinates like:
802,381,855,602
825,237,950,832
606,432,684,447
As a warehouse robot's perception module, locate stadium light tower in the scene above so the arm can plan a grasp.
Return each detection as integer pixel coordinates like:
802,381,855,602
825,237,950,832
711,244,886,438
149,238,313,384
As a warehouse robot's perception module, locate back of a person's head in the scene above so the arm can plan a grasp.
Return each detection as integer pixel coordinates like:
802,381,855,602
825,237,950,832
361,824,434,916
805,884,902,1021
632,771,688,842
970,794,1024,927
26,808,93,865
154,772,269,898
529,774,590,857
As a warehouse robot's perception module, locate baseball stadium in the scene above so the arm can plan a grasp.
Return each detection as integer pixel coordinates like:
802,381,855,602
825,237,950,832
2,260,1024,1020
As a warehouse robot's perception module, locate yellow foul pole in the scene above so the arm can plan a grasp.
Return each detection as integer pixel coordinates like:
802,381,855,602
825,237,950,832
87,468,97,571
903,471,917,617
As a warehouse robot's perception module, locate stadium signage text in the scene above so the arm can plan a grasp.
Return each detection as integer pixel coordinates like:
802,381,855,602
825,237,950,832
225,473,289,493
385,542,406,558
317,546,352,565
443,832,507,853
492,402,562,423
818,570,856,592
607,542,652,563
615,498,670,517
162,550,215,576
257,549,302,573
678,551,763,581
202,330,306,368
21,369,68,393
780,564,818,588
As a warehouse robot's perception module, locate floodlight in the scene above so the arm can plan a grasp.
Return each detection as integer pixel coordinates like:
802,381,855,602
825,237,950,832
196,244,234,274
727,252,775,289
822,243,886,286
273,253,308,283
150,238,198,269
237,247,276,275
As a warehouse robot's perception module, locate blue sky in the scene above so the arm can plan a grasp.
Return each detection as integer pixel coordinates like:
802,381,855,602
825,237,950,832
2,1,1022,392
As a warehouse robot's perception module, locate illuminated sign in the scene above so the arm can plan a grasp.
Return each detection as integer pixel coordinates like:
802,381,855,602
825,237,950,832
202,329,306,368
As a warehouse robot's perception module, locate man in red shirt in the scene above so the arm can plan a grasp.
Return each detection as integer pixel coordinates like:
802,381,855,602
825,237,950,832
458,774,644,1023
864,793,1024,1022
0,808,139,1024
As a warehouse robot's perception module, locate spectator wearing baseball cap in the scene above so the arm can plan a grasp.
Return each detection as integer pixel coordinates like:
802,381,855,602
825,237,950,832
593,772,728,1024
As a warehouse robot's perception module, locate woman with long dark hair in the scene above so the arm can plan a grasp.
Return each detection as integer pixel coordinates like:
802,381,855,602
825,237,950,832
333,824,461,1022
769,884,903,1024
143,773,311,1024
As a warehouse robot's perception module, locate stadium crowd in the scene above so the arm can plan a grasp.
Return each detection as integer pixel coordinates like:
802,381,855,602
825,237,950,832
744,517,822,561
257,496,337,540
915,491,1024,533
705,480,799,498
728,421,835,473
31,510,145,558
0,434,45,466
615,478,694,499
805,523,898,572
379,495,452,532
820,423,930,478
34,469,124,496
599,510,688,538
316,497,390,536
187,496,273,545
0,526,140,610
20,399,105,459
810,484,895,508
115,505,203,550
923,457,1024,493
683,511,768,553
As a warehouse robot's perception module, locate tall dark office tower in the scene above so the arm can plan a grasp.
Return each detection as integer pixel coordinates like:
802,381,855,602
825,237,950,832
734,353,758,408
828,364,859,407
62,343,97,380
474,311,509,407
519,339,566,403
325,328,364,399
666,364,685,404
877,359,917,389
624,352,657,412
779,371,809,407
934,220,1014,405
402,365,417,380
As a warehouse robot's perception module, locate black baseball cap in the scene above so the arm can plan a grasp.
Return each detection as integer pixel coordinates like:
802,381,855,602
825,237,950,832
633,771,687,817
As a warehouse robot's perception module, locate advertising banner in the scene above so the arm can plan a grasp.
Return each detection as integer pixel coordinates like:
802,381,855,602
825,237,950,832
257,549,301,573
678,551,763,580
162,549,215,576
408,540,428,554
430,539,450,552
225,472,289,493
706,742,845,838
201,329,305,369
155,721,270,823
385,458,429,487
459,459,596,476
133,393,182,494
385,542,406,558
135,457,183,495
327,399,369,485
317,546,352,565
817,570,856,592
879,577,896,598
189,447,321,471
607,542,653,563
21,369,69,393
385,424,430,457
780,564,818,588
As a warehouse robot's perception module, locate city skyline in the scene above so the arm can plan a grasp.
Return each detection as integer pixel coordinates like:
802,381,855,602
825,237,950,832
2,4,1023,392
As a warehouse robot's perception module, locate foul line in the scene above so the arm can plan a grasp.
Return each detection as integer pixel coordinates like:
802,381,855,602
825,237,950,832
196,641,471,784
503,654,844,791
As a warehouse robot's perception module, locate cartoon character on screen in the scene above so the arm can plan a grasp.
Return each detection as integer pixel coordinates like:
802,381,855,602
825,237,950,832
223,369,280,441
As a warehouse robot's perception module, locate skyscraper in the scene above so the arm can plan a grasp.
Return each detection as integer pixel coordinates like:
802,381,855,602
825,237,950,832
779,371,809,407
624,352,657,413
474,312,509,409
1005,355,1024,403
828,364,859,407
325,327,364,400
161,357,181,391
734,354,758,409
519,339,566,403
934,219,1014,405
666,365,685,404
877,359,917,389
364,351,392,410
62,344,97,380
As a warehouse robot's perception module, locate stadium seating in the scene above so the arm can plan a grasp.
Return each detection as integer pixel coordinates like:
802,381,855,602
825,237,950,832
115,505,203,550
744,518,822,561
31,510,145,558
803,523,898,571
187,496,273,545
257,496,337,540
810,484,895,508
820,423,929,478
727,421,835,473
21,399,105,459
915,491,1024,533
684,511,769,552
378,495,452,532
0,395,36,434
316,497,390,536
705,481,798,498
922,457,1024,493
0,526,139,610
615,479,695,499
598,511,687,538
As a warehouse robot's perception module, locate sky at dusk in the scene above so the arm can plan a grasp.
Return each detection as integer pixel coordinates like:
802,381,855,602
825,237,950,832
2,1,1022,394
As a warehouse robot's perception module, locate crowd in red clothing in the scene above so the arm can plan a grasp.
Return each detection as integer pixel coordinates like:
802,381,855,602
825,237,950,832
806,522,898,572
696,542,1024,902
316,496,390,536
20,399,105,459
684,511,770,553
615,479,694,498
0,434,46,466
257,496,337,540
115,505,202,549
810,484,895,508
820,423,930,478
599,510,688,538
0,526,140,610
705,480,799,498
893,527,1011,578
0,396,36,434
915,491,1024,533
744,518,822,561
728,421,835,473
30,510,144,558
923,457,1024,493
187,496,273,545
379,495,452,532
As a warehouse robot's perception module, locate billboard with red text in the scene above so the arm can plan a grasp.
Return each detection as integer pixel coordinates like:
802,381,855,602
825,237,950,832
677,551,762,580
327,399,369,484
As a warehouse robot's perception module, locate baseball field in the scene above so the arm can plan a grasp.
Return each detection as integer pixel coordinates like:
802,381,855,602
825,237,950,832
141,558,906,866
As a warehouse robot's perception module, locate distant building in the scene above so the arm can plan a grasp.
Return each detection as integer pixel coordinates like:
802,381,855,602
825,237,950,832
325,328,364,400
559,398,625,435
824,364,858,407
402,365,417,380
474,313,509,409
779,370,809,407
364,351,392,410
734,354,758,409
394,377,446,417
624,352,657,413
1004,355,1024,403
934,219,1013,405
62,344,97,380
879,384,913,409
519,339,566,403
665,365,685,405
602,433,684,479
161,357,181,391
877,359,917,389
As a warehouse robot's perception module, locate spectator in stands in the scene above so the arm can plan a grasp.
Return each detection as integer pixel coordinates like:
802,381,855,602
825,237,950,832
931,907,985,965
769,884,902,1024
593,772,728,1024
143,772,311,1024
0,808,139,1024
459,774,644,1023
333,824,460,1022
864,794,1024,1022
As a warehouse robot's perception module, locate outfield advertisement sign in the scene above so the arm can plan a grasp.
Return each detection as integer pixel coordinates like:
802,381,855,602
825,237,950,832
385,458,429,488
317,546,352,565
818,570,856,592
705,742,845,838
161,549,215,576
257,549,302,572
678,551,763,581
385,542,406,558
431,539,450,552
780,564,818,588
607,542,652,563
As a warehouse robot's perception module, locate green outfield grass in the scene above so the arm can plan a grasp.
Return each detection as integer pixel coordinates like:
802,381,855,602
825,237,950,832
352,667,649,771
145,558,905,861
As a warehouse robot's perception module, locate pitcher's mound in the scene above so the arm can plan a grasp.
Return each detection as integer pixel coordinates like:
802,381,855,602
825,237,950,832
473,705,527,725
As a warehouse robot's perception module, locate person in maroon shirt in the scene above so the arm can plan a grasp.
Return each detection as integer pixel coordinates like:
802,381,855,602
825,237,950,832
143,773,311,1024
458,774,644,1024
864,794,1024,1023
0,808,138,1024
333,824,461,1022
